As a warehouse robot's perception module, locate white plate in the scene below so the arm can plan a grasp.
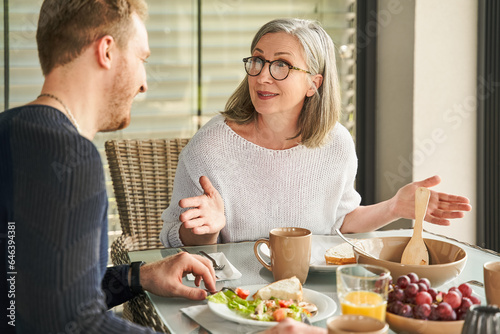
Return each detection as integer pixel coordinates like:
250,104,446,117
207,284,337,327
258,235,344,272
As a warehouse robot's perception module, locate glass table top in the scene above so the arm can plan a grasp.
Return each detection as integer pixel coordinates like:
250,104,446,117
129,229,499,333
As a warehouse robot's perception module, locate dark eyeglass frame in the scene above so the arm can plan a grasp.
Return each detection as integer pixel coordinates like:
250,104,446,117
242,56,311,81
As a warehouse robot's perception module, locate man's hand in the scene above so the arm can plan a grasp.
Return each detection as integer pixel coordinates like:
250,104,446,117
140,252,217,300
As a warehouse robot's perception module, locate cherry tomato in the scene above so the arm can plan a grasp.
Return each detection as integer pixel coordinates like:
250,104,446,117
279,299,294,308
272,308,289,322
235,287,250,299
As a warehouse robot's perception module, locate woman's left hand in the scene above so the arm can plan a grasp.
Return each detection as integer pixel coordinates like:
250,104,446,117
392,175,472,226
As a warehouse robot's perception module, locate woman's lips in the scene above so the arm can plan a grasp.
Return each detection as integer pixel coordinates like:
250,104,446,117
257,91,278,99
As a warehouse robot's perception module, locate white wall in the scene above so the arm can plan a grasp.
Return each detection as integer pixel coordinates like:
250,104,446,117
376,0,477,243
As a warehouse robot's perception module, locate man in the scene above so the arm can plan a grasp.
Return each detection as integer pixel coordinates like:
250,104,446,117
0,1,215,333
0,1,330,333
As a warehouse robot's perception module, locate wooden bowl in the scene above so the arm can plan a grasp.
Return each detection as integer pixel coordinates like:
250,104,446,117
386,312,464,334
353,237,467,287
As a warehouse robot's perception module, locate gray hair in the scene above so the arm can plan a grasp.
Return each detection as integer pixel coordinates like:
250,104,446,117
222,18,341,148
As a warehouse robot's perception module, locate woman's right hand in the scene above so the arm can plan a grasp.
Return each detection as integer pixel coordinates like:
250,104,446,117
178,176,226,245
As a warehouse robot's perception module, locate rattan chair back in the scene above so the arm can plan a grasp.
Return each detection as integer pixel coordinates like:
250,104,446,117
105,138,189,333
106,138,189,251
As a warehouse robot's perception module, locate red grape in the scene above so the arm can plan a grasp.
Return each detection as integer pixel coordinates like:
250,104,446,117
386,275,481,322
388,288,405,302
405,283,419,298
415,291,433,305
437,302,454,320
405,296,416,305
390,301,404,315
387,302,394,313
428,288,438,301
457,297,473,320
400,304,413,318
407,272,419,283
429,304,440,320
397,275,411,289
418,278,431,290
458,283,472,298
469,295,481,305
448,287,463,299
414,303,431,319
443,291,462,309
387,290,396,303
459,297,473,314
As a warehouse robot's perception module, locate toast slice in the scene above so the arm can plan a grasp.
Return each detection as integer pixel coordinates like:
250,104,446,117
252,276,303,302
324,242,356,265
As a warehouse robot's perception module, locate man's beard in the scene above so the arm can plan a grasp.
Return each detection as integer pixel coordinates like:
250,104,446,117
100,61,135,132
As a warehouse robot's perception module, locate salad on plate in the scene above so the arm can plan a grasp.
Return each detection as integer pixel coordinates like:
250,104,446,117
207,287,317,322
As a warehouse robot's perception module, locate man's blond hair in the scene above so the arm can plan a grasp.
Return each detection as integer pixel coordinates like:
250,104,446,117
37,0,148,75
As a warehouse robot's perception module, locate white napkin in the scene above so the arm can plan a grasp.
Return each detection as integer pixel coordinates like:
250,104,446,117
187,252,242,281
181,305,264,334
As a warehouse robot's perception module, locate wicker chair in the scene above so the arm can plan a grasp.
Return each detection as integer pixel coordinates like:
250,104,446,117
105,138,189,333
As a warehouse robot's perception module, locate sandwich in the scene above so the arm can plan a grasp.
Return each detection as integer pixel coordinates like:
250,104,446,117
324,242,357,265
252,276,303,301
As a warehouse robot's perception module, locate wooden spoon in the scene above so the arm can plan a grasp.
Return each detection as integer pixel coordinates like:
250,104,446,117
400,187,431,265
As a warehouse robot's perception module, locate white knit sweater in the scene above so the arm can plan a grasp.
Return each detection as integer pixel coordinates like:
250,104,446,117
160,114,361,247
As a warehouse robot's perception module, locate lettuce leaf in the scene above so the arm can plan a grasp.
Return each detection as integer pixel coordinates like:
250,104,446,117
208,291,258,318
206,290,233,304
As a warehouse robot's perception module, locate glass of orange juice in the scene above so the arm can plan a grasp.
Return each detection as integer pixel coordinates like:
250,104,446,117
337,264,390,322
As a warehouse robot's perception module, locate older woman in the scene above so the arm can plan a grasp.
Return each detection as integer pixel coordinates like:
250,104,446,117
160,18,470,247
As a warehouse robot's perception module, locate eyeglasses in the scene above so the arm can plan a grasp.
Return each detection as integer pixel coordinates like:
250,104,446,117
242,56,311,81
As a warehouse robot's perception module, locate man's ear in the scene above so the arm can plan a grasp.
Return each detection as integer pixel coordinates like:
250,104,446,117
306,74,323,97
96,35,115,70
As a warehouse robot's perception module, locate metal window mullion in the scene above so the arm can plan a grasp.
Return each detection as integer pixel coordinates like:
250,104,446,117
3,0,9,110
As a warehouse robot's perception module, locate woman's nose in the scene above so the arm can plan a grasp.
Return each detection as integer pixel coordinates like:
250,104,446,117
256,62,273,83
